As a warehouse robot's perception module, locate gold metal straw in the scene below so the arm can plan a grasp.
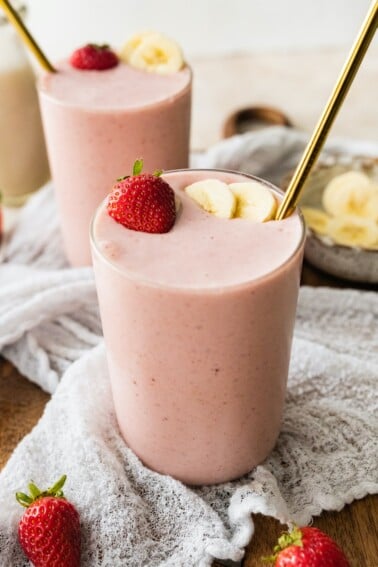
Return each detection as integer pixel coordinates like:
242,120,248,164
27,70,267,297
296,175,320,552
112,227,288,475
276,1,378,220
0,0,56,72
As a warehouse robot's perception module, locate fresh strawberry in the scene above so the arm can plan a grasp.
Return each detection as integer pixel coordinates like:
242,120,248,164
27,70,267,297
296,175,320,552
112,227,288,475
16,475,80,567
70,43,119,70
264,526,350,566
107,159,176,233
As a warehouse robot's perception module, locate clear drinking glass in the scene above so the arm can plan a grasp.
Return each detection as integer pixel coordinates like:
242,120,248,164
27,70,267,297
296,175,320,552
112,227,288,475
90,169,305,485
37,61,192,266
0,2,50,206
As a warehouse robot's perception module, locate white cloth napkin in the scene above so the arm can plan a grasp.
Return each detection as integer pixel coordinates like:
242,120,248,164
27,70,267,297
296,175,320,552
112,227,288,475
0,127,377,566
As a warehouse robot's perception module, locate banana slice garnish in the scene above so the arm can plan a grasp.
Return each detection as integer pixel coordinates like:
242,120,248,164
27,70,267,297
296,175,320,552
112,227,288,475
120,31,155,62
301,207,331,235
327,215,378,249
184,179,278,222
184,179,236,219
229,182,277,222
121,31,184,74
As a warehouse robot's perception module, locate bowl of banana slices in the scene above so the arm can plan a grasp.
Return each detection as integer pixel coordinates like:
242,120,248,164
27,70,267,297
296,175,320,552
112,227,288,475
296,155,378,283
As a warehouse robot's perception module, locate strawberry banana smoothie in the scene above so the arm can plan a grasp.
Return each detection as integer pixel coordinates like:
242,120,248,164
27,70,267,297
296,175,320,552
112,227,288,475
38,36,191,266
91,169,305,485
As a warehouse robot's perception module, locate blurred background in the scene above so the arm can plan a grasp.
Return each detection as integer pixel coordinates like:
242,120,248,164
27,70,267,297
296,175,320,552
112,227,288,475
26,0,377,149
28,0,371,57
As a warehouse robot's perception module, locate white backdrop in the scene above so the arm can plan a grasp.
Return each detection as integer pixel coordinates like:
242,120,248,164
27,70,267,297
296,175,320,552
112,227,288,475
27,0,372,59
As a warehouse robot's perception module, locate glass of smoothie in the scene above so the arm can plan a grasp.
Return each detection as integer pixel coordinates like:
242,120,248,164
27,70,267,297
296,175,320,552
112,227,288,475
37,34,191,266
90,168,305,485
0,2,50,206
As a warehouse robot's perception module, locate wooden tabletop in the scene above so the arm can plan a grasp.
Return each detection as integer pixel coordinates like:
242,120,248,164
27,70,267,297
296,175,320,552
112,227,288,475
0,262,377,566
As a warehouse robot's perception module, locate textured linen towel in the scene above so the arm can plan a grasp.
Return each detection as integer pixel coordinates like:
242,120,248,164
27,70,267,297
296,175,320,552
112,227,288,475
0,127,377,566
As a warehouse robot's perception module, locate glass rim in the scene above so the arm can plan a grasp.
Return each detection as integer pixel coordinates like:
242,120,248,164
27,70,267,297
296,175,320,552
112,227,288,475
90,168,306,293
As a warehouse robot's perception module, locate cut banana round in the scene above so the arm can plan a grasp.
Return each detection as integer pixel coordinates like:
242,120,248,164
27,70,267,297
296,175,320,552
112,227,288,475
322,171,374,218
301,207,331,235
125,32,184,74
229,182,277,222
119,31,155,63
327,215,378,249
184,179,236,219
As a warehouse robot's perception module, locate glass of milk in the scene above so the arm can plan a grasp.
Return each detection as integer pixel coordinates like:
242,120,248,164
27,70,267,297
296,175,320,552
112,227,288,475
0,2,50,206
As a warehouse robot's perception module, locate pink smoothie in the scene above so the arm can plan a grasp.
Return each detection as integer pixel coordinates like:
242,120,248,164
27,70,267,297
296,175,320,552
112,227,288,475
38,60,191,266
91,170,305,485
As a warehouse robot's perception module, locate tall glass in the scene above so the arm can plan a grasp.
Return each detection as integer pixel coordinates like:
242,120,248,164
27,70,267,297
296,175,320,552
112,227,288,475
0,3,50,206
91,169,305,485
38,62,191,266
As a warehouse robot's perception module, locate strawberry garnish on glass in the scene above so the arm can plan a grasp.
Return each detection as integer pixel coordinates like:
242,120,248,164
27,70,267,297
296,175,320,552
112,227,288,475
70,43,119,70
16,475,80,567
107,158,177,234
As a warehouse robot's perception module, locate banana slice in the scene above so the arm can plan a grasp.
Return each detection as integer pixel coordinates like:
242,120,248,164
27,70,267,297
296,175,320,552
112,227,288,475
184,179,236,219
327,215,378,249
125,32,184,74
119,31,155,63
301,207,331,235
322,171,374,218
229,182,277,222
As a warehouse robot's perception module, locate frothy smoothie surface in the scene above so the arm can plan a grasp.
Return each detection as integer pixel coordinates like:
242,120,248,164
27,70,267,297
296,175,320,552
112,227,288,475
39,60,191,109
93,171,303,289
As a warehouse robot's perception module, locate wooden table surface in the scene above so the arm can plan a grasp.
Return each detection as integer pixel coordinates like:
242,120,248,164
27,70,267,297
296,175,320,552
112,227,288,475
0,262,377,566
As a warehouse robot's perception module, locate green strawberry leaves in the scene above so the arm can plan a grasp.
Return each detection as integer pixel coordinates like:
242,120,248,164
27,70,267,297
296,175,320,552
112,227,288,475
16,475,67,508
117,159,164,182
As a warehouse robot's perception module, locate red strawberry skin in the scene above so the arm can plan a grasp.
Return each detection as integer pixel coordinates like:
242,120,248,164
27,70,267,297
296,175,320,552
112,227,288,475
275,527,350,567
70,43,119,70
18,496,80,567
107,173,176,233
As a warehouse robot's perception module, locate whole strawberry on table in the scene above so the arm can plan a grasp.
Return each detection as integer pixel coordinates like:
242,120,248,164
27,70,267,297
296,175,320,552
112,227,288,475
16,475,80,567
264,525,350,566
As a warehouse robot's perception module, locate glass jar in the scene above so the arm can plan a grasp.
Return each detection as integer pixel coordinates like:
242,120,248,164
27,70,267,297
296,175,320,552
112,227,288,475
0,2,50,206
